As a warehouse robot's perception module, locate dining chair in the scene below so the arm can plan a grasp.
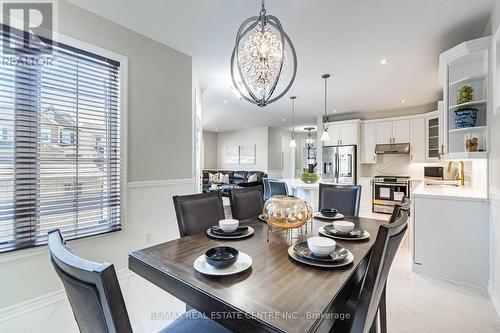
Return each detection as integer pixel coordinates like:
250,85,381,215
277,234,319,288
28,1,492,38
389,197,411,223
173,191,225,237
318,183,362,217
48,229,231,333
350,209,409,333
229,186,264,221
263,178,289,200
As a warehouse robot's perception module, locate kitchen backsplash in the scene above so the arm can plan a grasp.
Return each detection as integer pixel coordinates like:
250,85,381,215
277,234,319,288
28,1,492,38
359,154,447,179
360,155,488,192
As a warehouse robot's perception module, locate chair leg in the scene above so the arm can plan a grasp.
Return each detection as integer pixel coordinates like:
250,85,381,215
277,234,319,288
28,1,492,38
379,284,387,333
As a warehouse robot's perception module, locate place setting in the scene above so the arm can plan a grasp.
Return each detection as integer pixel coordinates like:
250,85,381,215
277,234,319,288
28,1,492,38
193,246,253,276
288,236,354,268
313,208,345,221
318,220,370,241
206,218,255,239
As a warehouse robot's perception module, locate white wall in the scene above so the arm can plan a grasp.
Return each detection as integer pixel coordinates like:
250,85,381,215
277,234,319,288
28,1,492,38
489,1,500,317
267,127,291,178
216,127,269,172
0,0,193,314
203,131,217,169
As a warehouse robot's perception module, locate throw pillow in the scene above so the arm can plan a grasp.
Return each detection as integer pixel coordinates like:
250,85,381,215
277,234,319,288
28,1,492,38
208,172,219,184
247,174,259,182
220,173,230,184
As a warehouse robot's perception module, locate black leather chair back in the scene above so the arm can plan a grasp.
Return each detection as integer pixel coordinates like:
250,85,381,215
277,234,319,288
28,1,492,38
229,186,264,221
173,191,225,237
350,210,409,333
389,197,411,223
48,229,132,333
318,183,362,217
263,178,288,200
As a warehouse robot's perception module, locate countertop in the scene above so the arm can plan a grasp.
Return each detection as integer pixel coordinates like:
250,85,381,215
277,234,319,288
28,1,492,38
412,181,489,202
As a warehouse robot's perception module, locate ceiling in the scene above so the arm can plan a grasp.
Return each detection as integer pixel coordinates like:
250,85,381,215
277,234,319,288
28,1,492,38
68,0,494,132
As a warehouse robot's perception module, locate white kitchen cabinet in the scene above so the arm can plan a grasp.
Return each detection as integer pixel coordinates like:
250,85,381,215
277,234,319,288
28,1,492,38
426,112,442,161
392,119,410,143
325,124,340,146
410,117,426,162
360,123,377,164
376,121,392,144
376,119,410,144
323,120,360,146
413,188,489,287
340,122,359,145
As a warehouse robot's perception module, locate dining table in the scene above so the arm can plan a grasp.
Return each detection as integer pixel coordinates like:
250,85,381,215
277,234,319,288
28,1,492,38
128,216,387,333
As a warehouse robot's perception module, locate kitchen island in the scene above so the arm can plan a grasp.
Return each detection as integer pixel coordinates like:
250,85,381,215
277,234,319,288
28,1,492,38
412,182,490,287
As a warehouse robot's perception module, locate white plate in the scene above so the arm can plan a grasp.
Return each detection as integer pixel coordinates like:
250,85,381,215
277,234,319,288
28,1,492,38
258,214,267,222
288,246,354,268
193,252,252,276
318,226,370,241
206,226,255,239
314,212,345,220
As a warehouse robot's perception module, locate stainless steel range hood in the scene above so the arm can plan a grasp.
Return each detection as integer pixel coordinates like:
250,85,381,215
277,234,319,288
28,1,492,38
375,143,410,154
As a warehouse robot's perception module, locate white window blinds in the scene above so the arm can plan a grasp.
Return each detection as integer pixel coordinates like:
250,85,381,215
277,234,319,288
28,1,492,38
0,25,121,252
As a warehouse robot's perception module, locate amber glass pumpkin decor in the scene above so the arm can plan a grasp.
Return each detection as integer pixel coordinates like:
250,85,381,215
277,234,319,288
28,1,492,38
263,195,313,230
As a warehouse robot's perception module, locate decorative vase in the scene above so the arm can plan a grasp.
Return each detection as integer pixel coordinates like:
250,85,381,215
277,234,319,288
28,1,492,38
457,85,474,104
454,108,478,128
300,172,318,184
263,195,313,229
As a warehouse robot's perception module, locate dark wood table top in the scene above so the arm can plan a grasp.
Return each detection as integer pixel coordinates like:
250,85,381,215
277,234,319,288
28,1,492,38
129,216,387,333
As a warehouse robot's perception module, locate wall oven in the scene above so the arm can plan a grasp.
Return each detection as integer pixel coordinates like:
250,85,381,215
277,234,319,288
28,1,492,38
372,176,410,214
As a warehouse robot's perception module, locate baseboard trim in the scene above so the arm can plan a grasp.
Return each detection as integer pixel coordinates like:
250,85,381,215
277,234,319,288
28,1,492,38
128,178,194,188
488,285,500,320
0,268,133,323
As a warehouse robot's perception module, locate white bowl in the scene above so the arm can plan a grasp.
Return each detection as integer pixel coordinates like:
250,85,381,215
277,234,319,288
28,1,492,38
333,221,355,233
307,237,336,257
218,219,239,232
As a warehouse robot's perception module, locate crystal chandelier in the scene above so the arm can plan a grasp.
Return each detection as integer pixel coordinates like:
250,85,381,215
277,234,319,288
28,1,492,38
231,0,297,107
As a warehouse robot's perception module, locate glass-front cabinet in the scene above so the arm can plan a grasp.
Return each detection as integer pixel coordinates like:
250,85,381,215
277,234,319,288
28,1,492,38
426,114,441,160
439,36,491,160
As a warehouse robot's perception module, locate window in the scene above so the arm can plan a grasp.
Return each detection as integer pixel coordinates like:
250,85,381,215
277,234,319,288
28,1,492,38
41,128,51,142
58,129,74,146
0,25,122,252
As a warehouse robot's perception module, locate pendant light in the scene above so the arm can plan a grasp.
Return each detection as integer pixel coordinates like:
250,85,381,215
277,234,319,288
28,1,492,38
289,96,297,148
231,0,297,107
320,74,331,141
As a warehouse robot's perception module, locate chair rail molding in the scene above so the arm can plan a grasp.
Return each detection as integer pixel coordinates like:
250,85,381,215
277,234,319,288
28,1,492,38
128,178,195,188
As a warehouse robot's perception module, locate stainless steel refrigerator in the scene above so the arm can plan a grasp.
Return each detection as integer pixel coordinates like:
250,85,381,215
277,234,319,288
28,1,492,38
322,145,357,185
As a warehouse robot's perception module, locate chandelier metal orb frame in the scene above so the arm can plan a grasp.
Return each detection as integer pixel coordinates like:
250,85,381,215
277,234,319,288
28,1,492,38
231,0,297,107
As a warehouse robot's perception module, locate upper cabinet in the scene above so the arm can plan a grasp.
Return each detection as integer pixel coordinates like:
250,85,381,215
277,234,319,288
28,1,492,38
376,119,410,144
439,36,490,160
426,102,444,161
360,123,377,164
323,120,360,146
410,117,426,162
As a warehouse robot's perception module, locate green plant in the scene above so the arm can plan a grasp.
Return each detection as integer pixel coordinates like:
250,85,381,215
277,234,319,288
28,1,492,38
300,172,318,184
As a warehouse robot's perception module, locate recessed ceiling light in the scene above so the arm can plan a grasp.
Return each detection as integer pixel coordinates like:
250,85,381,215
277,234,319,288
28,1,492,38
401,99,406,104
223,100,228,104
333,109,337,113
282,118,286,122
215,127,219,132
380,58,388,65
245,123,249,127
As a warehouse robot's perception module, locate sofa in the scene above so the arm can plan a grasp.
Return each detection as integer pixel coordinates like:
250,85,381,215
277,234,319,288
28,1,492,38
202,170,267,196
